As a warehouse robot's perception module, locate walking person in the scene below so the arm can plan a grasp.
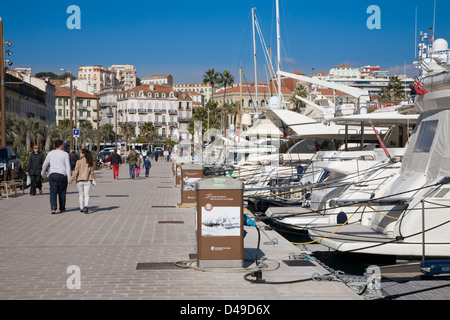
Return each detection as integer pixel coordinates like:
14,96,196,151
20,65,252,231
127,149,137,179
143,156,151,177
69,149,95,214
26,144,45,195
135,153,142,178
41,140,71,214
110,148,122,180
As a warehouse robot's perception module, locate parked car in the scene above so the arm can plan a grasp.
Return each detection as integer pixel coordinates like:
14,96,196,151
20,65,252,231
0,147,23,182
98,149,114,162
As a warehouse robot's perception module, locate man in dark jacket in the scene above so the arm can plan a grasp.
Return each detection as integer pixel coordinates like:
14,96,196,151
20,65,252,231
26,144,45,195
110,149,122,180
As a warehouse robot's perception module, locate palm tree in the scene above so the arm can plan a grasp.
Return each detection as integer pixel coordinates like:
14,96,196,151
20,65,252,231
290,84,308,112
79,121,95,150
120,122,135,150
224,102,239,128
140,122,157,144
24,118,46,152
100,123,115,145
45,123,64,152
218,70,234,135
202,68,219,105
2,112,23,149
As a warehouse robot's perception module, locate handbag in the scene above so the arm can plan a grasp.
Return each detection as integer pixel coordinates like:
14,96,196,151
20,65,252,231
91,179,97,186
26,175,31,186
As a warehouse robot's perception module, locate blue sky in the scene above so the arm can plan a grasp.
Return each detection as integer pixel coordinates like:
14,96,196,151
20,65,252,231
2,0,450,84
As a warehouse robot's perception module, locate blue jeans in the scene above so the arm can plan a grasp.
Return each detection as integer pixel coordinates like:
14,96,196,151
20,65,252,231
49,173,68,210
129,164,136,179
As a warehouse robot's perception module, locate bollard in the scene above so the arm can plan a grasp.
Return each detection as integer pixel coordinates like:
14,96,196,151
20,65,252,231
175,162,184,186
180,164,203,205
196,177,244,268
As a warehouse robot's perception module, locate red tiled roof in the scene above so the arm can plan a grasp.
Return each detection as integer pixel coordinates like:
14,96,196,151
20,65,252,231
316,88,347,96
126,84,174,92
334,64,352,69
55,86,97,99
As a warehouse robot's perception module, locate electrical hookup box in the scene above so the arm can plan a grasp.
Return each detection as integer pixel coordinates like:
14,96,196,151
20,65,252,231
196,177,244,268
181,164,203,204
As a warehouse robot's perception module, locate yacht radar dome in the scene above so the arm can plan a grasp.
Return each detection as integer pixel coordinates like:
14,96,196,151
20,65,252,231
268,96,282,110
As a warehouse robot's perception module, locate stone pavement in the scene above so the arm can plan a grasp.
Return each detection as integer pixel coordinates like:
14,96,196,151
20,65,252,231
0,159,361,301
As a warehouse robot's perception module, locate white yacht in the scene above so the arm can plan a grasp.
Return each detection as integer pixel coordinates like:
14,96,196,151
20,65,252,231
307,35,450,258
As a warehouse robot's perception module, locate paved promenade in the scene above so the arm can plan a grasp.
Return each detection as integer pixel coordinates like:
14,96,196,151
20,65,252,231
0,159,361,302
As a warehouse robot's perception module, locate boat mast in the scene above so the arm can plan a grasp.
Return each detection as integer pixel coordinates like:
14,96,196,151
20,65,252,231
252,7,258,112
276,0,282,105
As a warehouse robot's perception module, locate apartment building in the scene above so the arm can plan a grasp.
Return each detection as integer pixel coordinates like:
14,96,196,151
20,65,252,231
141,74,173,86
7,68,56,124
98,87,123,131
116,84,181,139
78,64,137,93
173,82,216,104
3,72,49,123
110,65,137,90
55,87,99,129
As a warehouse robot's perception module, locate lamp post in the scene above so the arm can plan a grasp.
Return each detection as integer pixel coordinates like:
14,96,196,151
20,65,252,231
60,68,73,152
96,95,100,154
0,17,8,148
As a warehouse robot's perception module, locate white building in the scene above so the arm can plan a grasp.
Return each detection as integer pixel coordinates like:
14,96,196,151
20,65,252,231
99,87,123,132
173,83,216,104
55,87,99,129
141,74,173,86
8,68,56,124
117,84,180,139
110,65,137,90
78,64,137,93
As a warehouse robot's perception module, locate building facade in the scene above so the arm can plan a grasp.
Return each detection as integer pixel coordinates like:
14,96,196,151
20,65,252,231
141,74,173,86
78,64,137,93
110,65,137,90
173,83,216,104
116,84,182,139
55,87,99,129
4,71,50,123
98,87,123,132
7,69,56,124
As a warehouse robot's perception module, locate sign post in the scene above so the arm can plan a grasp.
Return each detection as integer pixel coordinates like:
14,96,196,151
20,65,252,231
196,177,244,268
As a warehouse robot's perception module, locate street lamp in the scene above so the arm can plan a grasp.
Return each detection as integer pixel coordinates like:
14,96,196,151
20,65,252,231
0,17,12,148
60,68,73,152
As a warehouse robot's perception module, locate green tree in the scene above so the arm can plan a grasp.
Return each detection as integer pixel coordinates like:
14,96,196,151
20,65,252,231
217,70,235,134
290,84,308,112
202,68,220,105
140,122,157,143
189,101,221,135
380,76,405,102
100,123,115,145
23,118,46,152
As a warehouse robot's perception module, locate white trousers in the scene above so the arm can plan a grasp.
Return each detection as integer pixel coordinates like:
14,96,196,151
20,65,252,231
76,181,91,209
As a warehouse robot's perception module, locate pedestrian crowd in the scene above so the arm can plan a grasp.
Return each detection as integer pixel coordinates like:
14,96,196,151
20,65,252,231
29,142,167,215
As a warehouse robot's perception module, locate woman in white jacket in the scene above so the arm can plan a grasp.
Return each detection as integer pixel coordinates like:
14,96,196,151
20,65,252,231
69,149,95,214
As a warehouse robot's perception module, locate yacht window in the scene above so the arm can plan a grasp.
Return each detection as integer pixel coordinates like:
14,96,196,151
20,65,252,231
413,120,438,153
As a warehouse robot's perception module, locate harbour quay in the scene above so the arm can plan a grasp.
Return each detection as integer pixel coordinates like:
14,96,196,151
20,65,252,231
0,160,363,301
